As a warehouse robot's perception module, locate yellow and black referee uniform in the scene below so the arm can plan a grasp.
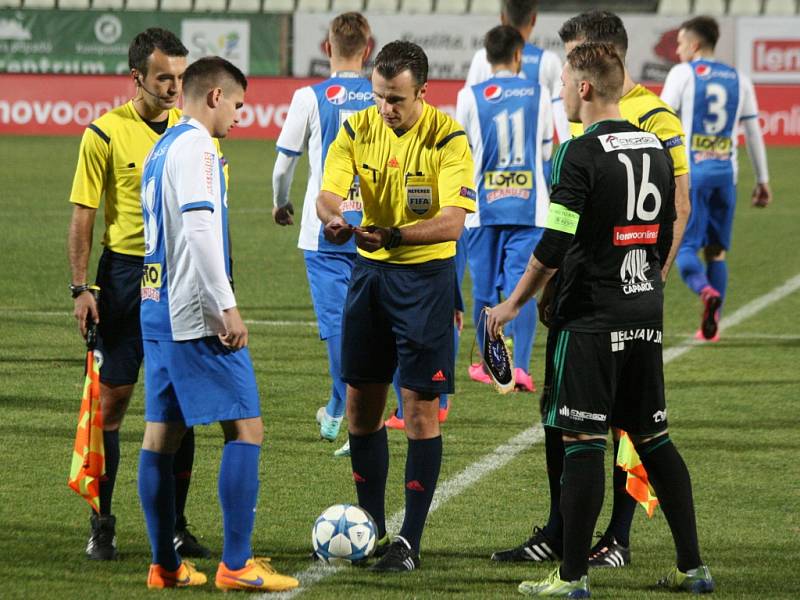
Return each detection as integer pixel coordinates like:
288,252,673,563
321,102,476,394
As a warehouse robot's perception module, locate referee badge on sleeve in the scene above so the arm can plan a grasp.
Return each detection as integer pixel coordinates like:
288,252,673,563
405,176,434,216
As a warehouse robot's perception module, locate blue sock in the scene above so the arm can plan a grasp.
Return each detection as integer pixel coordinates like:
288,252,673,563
219,441,261,570
393,370,404,419
138,449,179,570
472,298,490,355
325,335,346,419
677,247,709,295
99,430,120,516
707,260,728,310
511,296,537,372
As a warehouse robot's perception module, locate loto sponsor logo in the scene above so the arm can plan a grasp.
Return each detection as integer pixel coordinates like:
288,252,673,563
613,224,660,246
619,248,654,295
753,39,800,73
599,132,663,152
484,170,532,190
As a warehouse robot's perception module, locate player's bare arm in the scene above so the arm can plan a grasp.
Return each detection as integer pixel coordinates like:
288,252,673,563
662,173,689,280
317,189,354,244
68,203,99,336
220,306,248,350
354,206,467,253
487,255,557,339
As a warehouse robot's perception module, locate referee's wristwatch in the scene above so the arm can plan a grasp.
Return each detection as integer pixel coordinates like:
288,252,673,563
384,227,403,250
69,283,90,298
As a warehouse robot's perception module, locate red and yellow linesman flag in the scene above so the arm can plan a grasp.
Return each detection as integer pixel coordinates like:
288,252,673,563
616,431,659,517
68,287,105,512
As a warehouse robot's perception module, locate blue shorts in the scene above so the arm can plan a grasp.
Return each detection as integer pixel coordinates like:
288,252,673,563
681,182,737,252
303,251,355,340
95,249,144,385
466,225,544,302
341,256,455,396
143,337,261,427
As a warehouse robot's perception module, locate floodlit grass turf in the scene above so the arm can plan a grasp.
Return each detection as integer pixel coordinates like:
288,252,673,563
0,136,797,599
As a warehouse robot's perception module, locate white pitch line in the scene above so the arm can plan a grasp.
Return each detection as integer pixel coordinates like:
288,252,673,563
0,309,318,328
663,272,800,363
263,271,800,599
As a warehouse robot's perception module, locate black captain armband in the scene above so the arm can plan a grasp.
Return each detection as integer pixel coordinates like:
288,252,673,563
384,227,403,250
532,229,574,270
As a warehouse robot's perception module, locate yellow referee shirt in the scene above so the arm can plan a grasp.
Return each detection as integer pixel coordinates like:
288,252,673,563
322,102,476,265
69,101,226,257
568,84,688,177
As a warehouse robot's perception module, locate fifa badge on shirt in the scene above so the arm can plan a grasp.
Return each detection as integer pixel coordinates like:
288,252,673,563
405,176,433,216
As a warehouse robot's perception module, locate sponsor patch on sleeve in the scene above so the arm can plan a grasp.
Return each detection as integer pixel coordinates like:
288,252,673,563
663,135,683,149
460,186,476,200
545,203,580,234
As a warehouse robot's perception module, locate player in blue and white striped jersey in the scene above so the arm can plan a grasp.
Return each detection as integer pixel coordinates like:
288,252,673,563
272,13,373,448
457,25,552,392
466,0,569,146
661,16,771,341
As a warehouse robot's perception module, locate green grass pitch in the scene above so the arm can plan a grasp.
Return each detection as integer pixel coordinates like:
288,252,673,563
0,135,798,599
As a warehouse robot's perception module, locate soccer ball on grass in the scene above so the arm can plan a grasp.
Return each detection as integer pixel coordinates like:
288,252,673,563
312,504,378,565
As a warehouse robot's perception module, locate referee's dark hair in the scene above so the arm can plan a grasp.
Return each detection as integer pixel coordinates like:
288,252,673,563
374,41,428,88
559,10,628,59
128,28,188,76
680,16,720,51
501,0,538,29
566,42,625,103
183,56,248,99
485,25,525,67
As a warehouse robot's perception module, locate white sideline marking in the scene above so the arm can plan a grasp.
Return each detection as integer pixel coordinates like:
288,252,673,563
263,271,800,599
267,427,546,600
0,310,318,328
663,273,800,363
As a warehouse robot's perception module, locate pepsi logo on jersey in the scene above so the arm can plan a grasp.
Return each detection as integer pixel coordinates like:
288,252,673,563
325,85,374,106
694,64,712,78
482,84,535,103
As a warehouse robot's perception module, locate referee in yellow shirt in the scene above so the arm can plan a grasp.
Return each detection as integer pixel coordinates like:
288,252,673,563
67,28,208,561
318,41,476,572
492,10,691,570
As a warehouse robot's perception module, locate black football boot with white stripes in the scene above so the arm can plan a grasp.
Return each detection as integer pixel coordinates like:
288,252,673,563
491,526,562,562
369,536,420,572
588,535,631,568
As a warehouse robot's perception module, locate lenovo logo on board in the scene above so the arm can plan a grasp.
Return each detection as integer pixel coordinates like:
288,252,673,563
753,40,800,73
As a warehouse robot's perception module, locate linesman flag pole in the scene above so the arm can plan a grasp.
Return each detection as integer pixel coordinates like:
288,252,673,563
67,285,105,512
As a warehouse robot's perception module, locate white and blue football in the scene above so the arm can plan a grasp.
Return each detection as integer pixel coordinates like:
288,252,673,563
312,504,378,565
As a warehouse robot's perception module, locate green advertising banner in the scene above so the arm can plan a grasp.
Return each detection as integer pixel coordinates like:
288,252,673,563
0,9,289,75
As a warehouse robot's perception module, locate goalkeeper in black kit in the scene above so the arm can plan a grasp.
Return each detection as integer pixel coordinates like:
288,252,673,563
487,42,714,598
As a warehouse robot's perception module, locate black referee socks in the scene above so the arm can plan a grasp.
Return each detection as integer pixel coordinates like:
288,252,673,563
349,427,389,539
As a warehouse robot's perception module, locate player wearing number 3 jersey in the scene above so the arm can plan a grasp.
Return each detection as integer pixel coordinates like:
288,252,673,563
660,16,771,342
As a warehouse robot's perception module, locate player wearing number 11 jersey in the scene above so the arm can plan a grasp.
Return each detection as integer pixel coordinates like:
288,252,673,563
456,25,552,392
661,16,771,341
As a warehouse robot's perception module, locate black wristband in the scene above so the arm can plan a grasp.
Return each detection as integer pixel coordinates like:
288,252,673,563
69,283,90,298
384,227,402,250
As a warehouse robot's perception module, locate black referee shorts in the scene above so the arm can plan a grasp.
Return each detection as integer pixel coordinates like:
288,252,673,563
95,248,144,385
542,328,668,436
341,255,455,397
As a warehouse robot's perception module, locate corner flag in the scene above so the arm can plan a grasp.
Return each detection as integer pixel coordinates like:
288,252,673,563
68,287,105,512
